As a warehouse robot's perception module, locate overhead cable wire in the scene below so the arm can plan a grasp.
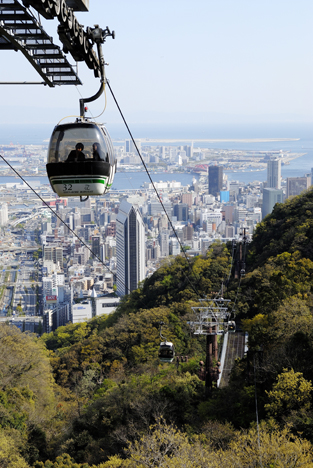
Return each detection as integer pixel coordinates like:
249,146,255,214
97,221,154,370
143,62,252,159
106,79,203,298
254,354,263,467
213,239,237,302
1,90,202,301
0,153,132,297
0,152,198,310
226,240,236,285
230,275,241,316
229,229,249,316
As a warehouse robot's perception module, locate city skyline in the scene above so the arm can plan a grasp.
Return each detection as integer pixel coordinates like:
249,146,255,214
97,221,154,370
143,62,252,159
0,0,312,129
0,141,312,330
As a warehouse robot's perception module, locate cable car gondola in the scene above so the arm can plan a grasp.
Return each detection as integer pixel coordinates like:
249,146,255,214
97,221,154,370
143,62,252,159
46,25,116,201
158,341,175,363
46,120,116,199
158,321,175,363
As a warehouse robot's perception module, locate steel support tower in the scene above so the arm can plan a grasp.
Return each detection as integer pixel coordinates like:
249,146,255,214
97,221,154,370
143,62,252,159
189,297,230,396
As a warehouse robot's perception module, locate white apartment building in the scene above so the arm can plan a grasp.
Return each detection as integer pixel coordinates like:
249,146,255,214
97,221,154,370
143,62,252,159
71,296,120,324
0,203,8,226
201,210,223,228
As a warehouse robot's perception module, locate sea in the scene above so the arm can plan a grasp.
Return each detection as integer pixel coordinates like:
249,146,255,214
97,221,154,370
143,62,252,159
0,121,312,190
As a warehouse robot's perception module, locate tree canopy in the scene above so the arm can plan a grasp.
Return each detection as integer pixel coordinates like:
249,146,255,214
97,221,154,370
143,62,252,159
4,189,313,465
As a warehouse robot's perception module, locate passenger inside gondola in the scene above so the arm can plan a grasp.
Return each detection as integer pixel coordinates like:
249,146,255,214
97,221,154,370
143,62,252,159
66,143,86,162
46,121,116,198
92,142,102,161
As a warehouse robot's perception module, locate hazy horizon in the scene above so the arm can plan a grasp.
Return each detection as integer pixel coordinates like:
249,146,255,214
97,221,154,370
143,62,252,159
0,0,312,127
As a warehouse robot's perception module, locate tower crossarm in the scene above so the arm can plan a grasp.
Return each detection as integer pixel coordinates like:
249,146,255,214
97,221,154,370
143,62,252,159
190,298,230,336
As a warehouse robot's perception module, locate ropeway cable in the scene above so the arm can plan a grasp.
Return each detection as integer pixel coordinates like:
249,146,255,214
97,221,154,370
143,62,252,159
0,154,198,311
213,239,237,300
0,152,202,314
106,79,203,299
229,232,249,316
1,85,210,302
226,240,236,285
0,153,132,297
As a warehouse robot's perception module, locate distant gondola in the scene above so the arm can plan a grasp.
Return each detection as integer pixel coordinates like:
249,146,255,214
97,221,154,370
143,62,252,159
46,120,116,200
228,320,236,333
158,341,175,363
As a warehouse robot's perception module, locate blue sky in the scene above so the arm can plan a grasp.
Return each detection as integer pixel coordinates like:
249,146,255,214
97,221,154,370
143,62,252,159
1,0,312,126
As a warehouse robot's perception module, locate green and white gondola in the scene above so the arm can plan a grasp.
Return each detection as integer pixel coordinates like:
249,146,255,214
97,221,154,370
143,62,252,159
46,120,116,199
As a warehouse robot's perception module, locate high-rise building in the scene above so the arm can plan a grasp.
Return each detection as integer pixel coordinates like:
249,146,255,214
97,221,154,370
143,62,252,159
267,159,281,189
105,221,116,237
0,203,8,226
183,144,193,158
73,246,90,265
170,238,180,256
235,207,248,223
74,212,81,229
220,191,230,203
183,224,194,241
286,177,310,198
91,236,101,259
181,192,193,207
224,205,235,223
173,203,189,221
208,166,223,196
225,225,235,238
43,245,63,266
201,210,222,227
158,215,168,231
125,139,141,154
148,199,172,217
159,231,170,257
55,247,63,266
262,188,283,218
116,200,145,296
67,213,74,231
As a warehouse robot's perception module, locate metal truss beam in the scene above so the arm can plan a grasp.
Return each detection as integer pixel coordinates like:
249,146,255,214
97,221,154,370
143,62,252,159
0,0,82,86
189,297,231,336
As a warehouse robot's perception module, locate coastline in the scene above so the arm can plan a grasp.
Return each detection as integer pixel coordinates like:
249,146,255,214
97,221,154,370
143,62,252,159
0,151,307,180
123,138,301,144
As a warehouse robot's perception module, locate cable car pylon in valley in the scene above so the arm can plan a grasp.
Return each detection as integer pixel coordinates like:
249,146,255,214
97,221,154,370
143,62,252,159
46,25,117,202
189,295,231,396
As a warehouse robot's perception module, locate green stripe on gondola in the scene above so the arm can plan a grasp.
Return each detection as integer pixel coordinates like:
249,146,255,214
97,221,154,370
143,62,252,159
52,179,106,185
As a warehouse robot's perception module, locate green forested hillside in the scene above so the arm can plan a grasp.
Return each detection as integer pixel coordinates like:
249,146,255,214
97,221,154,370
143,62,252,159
249,187,313,267
3,192,313,466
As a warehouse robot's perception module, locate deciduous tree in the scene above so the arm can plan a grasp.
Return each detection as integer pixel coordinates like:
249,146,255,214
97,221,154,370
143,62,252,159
265,368,313,420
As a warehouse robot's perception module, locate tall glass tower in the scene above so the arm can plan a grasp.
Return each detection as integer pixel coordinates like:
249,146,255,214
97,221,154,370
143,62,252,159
91,235,101,259
262,188,283,218
267,159,281,189
208,166,223,196
116,200,145,296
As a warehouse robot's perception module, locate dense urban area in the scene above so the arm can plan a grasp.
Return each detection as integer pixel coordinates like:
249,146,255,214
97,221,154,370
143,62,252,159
0,138,310,335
